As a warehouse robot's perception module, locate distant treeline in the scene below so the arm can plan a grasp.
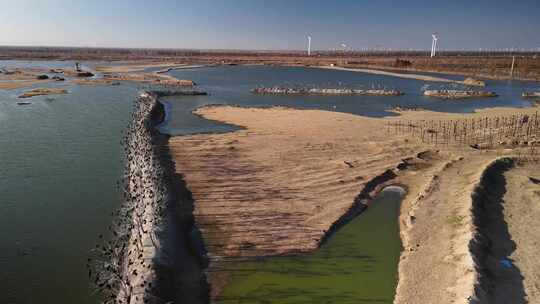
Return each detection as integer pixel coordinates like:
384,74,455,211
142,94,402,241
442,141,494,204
0,46,539,60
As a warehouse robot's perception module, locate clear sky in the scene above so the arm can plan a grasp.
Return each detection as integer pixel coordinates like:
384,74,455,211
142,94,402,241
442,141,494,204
1,0,539,50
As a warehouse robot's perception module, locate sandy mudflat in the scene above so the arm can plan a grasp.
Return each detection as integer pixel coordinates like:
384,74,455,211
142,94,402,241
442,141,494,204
18,88,68,98
167,104,540,301
78,64,195,86
0,80,50,90
171,106,431,255
0,68,53,89
94,63,181,73
317,65,476,85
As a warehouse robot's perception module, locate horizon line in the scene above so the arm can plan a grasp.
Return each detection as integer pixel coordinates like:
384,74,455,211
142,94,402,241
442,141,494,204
1,44,540,54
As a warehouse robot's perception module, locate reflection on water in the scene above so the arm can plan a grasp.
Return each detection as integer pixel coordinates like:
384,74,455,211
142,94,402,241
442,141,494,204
217,188,405,304
0,64,139,304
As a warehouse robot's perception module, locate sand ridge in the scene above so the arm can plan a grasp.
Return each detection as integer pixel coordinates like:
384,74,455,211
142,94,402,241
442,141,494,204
317,65,474,85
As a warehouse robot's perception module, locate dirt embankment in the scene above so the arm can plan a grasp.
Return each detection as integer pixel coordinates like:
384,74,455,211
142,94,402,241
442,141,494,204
469,158,521,303
503,162,540,303
394,152,489,304
470,158,540,304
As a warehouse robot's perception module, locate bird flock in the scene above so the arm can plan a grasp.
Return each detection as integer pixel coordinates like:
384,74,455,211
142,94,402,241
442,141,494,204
87,92,171,304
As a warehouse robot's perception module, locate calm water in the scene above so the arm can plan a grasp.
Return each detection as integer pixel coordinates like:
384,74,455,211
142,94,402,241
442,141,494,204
162,65,537,135
0,60,139,304
217,187,405,304
1,61,538,303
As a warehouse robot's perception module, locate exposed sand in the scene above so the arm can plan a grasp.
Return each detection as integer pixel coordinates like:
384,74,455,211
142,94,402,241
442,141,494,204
71,78,121,86
0,68,53,89
94,63,180,73
0,80,50,90
167,104,540,302
155,65,209,74
18,88,68,98
75,67,194,87
317,65,478,85
502,163,540,303
94,63,205,74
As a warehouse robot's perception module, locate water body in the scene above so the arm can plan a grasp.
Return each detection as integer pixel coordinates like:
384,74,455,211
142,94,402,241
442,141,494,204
216,187,405,304
162,65,537,135
0,61,138,304
1,61,537,303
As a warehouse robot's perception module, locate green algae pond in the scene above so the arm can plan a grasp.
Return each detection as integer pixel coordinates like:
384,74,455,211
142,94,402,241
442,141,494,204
215,186,405,304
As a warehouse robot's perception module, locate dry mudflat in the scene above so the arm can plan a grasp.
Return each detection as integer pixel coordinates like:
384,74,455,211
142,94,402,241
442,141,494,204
167,103,540,302
0,68,52,89
316,65,484,86
18,88,68,98
78,63,195,87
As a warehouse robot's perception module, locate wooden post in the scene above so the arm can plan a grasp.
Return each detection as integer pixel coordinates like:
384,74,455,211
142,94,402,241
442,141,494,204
510,56,516,79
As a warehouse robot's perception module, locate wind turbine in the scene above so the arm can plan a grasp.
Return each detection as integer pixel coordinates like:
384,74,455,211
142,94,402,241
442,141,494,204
431,33,438,58
307,36,312,56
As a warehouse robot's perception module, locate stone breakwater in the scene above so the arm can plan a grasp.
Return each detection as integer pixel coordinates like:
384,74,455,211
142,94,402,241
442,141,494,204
251,87,404,96
88,92,208,304
424,89,498,99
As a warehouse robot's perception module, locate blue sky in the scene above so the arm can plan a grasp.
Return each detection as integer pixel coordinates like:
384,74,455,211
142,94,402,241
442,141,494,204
1,0,539,50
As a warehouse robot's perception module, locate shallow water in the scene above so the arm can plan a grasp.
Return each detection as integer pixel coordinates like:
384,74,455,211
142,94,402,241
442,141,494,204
0,60,138,304
217,187,405,304
161,65,536,135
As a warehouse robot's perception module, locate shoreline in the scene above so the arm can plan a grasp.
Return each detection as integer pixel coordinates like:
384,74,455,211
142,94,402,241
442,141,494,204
315,65,477,85
91,92,208,304
349,64,540,83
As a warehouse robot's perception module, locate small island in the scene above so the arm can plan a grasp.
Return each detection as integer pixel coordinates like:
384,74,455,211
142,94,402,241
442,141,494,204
19,88,68,98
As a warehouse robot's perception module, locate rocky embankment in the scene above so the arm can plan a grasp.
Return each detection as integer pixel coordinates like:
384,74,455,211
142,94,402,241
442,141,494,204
251,87,404,96
89,92,208,304
424,90,498,99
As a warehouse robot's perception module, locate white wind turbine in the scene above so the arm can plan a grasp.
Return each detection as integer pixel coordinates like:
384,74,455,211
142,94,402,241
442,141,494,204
307,36,312,56
431,33,438,58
